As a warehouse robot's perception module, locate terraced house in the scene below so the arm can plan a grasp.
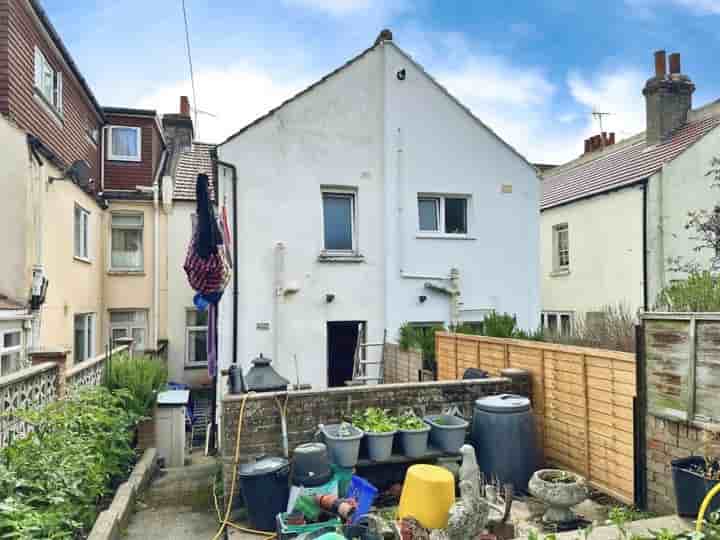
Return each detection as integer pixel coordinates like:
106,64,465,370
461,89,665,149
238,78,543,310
0,0,171,371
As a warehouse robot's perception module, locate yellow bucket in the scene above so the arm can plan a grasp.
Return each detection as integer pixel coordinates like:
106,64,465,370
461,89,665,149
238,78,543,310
398,464,455,529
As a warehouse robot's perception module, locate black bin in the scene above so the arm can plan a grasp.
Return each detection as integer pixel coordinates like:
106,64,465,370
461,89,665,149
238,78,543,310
239,456,290,531
672,456,720,517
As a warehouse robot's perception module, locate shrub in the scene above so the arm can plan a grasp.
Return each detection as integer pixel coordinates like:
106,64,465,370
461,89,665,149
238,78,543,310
544,304,636,353
0,387,138,539
655,270,720,312
104,352,167,417
398,323,446,371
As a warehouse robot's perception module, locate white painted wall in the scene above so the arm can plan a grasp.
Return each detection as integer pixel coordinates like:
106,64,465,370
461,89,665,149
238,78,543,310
217,41,541,389
218,48,386,389
382,43,540,337
647,124,720,304
540,186,645,317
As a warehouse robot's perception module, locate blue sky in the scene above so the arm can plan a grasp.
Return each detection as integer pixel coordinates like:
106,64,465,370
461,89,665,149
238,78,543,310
44,0,720,163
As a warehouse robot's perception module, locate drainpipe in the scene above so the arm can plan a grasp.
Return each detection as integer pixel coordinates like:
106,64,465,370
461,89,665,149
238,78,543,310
273,242,286,365
642,179,649,311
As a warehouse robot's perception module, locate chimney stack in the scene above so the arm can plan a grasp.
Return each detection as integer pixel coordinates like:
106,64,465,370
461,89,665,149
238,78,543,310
180,96,191,117
583,132,616,154
162,95,195,177
643,50,694,146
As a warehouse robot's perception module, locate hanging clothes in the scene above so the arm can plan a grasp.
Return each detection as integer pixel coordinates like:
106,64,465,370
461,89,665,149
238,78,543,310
207,303,218,377
195,173,222,259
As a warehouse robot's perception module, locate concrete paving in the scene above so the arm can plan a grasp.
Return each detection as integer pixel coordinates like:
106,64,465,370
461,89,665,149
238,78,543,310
125,505,221,540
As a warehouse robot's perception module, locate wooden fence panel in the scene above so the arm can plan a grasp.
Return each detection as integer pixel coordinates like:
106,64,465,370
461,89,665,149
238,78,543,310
435,332,636,504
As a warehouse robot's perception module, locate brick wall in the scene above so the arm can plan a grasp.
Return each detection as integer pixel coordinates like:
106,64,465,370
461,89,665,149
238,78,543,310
221,377,529,504
645,415,704,513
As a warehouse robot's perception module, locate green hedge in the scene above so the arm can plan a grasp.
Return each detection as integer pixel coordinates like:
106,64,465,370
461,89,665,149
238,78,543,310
0,387,138,539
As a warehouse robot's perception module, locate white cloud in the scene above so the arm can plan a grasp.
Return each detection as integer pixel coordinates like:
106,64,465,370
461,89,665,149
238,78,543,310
626,0,720,15
282,0,407,16
136,64,310,144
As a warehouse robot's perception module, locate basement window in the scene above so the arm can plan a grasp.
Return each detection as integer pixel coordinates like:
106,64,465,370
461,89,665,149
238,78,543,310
417,195,469,235
186,309,209,366
0,330,23,376
74,313,95,363
542,311,573,337
110,310,147,352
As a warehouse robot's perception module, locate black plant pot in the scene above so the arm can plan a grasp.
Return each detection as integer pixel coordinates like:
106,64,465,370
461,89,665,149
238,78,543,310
671,456,720,517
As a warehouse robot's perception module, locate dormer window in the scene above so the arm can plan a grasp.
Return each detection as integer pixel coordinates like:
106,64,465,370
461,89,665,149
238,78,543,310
33,47,62,113
108,126,142,162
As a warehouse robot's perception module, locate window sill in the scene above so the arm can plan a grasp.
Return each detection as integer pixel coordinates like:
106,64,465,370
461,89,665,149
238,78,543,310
73,256,91,265
317,252,365,263
550,269,571,278
107,269,145,276
416,233,476,241
184,363,209,370
107,156,142,163
33,89,63,127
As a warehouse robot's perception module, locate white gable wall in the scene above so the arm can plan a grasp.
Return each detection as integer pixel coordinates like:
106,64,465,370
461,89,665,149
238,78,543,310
382,43,540,336
217,48,386,389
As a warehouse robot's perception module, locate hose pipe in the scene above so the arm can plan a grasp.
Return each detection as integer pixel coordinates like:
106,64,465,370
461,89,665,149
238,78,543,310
696,482,720,532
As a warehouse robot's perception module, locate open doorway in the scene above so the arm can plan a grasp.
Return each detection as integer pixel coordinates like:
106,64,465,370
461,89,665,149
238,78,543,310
327,321,366,387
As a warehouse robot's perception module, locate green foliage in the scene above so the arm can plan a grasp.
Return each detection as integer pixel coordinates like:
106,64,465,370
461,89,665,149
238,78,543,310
656,271,720,312
480,312,518,338
396,411,427,431
104,352,167,417
351,407,398,433
0,387,138,539
398,323,446,371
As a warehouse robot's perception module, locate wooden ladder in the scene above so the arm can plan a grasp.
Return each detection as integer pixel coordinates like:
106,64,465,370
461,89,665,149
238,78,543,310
347,328,387,385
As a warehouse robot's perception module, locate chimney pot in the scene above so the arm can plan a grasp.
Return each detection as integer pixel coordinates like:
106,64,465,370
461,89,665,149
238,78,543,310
584,139,590,153
669,52,681,75
375,28,393,45
654,50,667,78
609,132,615,145
180,96,190,117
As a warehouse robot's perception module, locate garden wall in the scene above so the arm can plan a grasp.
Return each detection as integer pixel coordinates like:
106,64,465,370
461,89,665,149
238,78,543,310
0,345,127,448
221,377,528,504
383,343,423,383
435,332,637,505
641,313,720,513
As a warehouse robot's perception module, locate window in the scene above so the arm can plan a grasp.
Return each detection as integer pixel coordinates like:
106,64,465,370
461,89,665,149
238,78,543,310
74,205,90,260
417,195,469,235
322,191,355,252
73,314,95,363
111,213,143,271
186,309,209,365
0,330,23,376
107,126,142,162
542,311,573,337
110,310,147,352
33,47,62,112
554,224,569,271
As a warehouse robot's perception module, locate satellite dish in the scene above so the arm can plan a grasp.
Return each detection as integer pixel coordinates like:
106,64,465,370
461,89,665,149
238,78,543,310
67,160,92,187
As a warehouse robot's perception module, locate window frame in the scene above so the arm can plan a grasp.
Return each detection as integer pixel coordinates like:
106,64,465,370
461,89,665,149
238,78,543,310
416,194,471,237
320,187,358,255
0,329,23,377
109,212,144,272
33,46,62,114
185,308,209,367
553,223,570,272
107,126,142,162
73,313,95,364
541,310,574,337
74,204,90,261
109,310,148,352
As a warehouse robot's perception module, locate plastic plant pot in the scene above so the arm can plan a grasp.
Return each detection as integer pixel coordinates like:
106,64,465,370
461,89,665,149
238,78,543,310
424,414,469,453
364,430,397,461
319,423,363,468
399,424,431,458
672,456,720,517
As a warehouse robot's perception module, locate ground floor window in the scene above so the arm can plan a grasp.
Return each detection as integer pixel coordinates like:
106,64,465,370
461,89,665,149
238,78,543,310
109,310,147,352
541,311,573,337
186,308,208,366
0,329,23,376
73,313,95,363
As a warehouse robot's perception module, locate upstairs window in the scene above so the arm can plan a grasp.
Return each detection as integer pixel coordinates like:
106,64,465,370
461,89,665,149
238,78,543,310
322,191,355,252
74,205,90,260
418,195,469,235
111,213,144,271
108,126,142,162
553,223,569,271
34,47,62,112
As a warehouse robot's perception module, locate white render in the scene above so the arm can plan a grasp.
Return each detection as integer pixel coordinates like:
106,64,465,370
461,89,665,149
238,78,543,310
217,40,540,390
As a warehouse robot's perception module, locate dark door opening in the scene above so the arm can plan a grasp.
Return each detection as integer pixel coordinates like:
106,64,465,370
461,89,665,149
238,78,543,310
327,321,365,387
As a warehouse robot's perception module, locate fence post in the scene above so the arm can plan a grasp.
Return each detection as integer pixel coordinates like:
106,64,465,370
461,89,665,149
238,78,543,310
581,353,591,480
454,335,459,379
687,315,697,422
28,348,69,399
634,322,648,509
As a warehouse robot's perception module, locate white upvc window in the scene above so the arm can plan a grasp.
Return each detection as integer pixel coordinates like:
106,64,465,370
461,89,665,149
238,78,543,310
107,126,142,162
553,223,569,271
321,188,357,253
0,330,23,377
186,309,209,366
33,46,62,112
73,313,95,363
110,213,144,271
417,194,469,235
74,205,90,260
110,310,147,352
541,311,573,337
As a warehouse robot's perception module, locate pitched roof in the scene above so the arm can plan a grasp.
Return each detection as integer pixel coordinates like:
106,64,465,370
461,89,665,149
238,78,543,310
542,105,720,210
173,142,216,201
218,35,534,172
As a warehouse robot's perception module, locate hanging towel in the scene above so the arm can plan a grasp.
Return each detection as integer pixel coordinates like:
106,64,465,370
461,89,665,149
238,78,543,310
207,303,218,377
195,173,222,259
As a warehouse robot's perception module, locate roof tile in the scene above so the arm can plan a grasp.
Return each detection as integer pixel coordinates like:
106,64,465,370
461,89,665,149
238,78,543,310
173,143,216,201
